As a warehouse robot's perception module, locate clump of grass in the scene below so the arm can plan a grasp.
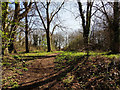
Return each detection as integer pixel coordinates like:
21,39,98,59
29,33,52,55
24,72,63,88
3,75,19,89
2,62,11,66
22,67,28,71
63,75,74,84
16,70,23,75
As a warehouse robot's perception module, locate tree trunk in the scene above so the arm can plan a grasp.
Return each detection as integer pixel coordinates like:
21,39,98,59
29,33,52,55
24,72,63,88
83,34,89,50
77,1,93,53
111,1,119,53
46,30,51,52
8,38,17,53
2,48,5,55
2,2,8,55
8,22,18,53
108,28,114,51
50,35,53,51
8,40,14,53
46,2,51,52
8,3,20,53
8,2,32,53
25,14,29,53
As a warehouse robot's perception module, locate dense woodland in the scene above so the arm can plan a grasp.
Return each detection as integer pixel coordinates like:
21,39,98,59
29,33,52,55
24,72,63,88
1,0,120,89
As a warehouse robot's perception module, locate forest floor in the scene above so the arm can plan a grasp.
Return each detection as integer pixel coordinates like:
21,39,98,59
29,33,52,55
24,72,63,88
2,51,120,90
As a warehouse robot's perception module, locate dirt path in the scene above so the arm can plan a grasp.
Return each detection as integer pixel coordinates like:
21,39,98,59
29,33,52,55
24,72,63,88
10,55,85,90
2,53,86,90
17,53,59,88
2,53,63,90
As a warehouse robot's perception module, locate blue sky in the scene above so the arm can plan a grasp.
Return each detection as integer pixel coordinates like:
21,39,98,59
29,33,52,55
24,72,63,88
49,1,84,35
59,1,82,31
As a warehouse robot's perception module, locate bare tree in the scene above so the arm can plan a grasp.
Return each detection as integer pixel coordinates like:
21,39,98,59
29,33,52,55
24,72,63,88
35,1,64,52
77,0,94,52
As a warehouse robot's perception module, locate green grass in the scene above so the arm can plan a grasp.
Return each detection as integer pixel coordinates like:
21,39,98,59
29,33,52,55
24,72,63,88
103,54,120,59
55,51,119,70
3,75,19,89
22,52,52,56
12,51,63,57
56,51,119,59
22,67,28,71
16,70,23,75
2,62,12,66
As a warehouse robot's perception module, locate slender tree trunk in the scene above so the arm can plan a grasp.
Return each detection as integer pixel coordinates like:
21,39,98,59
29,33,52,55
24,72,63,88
25,14,29,53
50,35,53,51
14,37,17,53
59,41,61,51
46,2,51,52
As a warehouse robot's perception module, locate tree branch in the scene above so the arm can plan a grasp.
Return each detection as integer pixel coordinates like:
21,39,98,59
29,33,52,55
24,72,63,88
100,0,111,24
49,1,64,23
41,2,46,9
19,2,33,20
77,0,86,31
35,2,47,30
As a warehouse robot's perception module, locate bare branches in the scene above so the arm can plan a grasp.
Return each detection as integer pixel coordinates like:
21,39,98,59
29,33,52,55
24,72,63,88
51,24,59,36
19,2,33,20
100,0,111,24
49,1,64,23
35,2,47,30
41,2,46,9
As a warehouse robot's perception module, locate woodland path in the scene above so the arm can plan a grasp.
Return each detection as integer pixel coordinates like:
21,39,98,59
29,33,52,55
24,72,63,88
3,52,84,90
3,53,67,90
15,53,60,90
